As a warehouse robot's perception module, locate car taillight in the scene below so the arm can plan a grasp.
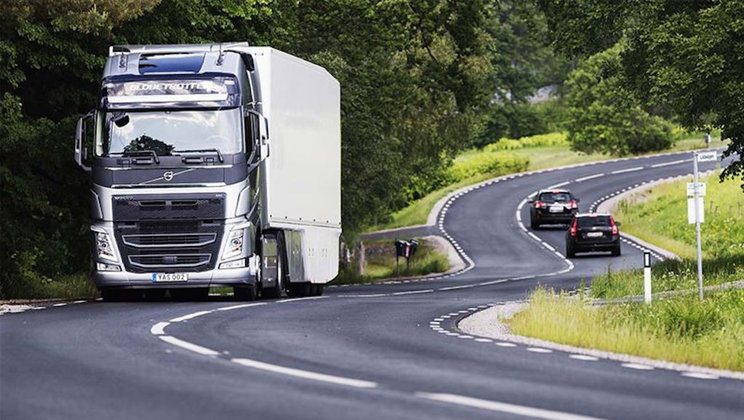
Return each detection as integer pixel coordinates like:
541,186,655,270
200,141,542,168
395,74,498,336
570,219,577,237
611,218,618,235
569,200,578,209
535,201,544,208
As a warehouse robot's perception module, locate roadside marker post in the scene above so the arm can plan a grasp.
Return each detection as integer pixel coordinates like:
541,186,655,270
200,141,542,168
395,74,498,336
643,251,652,304
691,151,717,300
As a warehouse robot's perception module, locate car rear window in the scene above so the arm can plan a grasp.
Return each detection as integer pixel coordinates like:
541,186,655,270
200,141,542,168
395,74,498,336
539,192,571,203
577,216,611,228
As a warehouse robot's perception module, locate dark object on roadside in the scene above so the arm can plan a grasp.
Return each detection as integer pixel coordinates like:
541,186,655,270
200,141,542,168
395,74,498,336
565,213,621,258
395,239,419,271
529,189,579,229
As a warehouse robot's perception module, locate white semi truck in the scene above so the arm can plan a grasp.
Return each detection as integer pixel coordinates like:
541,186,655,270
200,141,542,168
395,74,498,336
74,43,341,301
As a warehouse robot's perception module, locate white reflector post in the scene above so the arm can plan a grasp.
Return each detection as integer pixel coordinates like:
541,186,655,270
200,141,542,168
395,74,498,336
643,251,652,304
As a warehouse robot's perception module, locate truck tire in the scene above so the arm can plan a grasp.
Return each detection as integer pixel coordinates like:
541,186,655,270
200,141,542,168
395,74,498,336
261,232,286,299
311,284,324,296
234,285,256,301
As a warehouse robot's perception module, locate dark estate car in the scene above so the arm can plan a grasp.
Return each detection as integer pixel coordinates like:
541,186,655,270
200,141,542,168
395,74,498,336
565,213,621,258
529,189,579,229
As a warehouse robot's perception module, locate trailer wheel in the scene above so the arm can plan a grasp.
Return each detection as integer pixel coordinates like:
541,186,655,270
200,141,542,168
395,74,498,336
234,285,256,301
288,282,311,297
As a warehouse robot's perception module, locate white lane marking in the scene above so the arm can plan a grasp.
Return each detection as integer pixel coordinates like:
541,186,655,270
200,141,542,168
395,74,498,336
159,335,220,356
72,300,86,304
53,303,68,307
474,338,493,343
458,335,474,339
278,296,328,303
338,293,387,298
150,322,170,335
232,358,378,389
495,342,517,347
527,347,553,354
216,302,267,311
439,284,473,291
416,393,605,420
610,166,643,174
548,181,570,188
681,372,718,380
574,173,604,182
542,243,556,252
569,355,599,361
651,159,688,168
622,363,654,371
392,289,434,296
169,310,213,323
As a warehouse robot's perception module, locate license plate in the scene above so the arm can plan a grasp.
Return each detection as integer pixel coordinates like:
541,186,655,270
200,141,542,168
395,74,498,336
549,205,564,213
586,232,603,238
152,273,189,282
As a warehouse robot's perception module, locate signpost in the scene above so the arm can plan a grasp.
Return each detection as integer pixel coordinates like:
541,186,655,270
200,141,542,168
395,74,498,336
643,251,652,304
691,150,717,300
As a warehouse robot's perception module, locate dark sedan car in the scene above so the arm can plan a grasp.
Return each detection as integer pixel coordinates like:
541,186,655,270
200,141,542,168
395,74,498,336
529,189,579,229
565,213,621,258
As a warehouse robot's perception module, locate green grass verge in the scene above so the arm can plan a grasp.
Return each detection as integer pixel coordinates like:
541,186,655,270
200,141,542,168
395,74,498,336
509,288,744,371
5,273,100,301
370,131,724,232
331,238,449,285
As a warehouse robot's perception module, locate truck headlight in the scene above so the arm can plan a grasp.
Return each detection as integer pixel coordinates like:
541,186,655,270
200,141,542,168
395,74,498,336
95,232,118,262
222,229,244,260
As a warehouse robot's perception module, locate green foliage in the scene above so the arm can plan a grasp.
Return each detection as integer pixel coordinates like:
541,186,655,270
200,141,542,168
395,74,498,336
483,132,568,152
537,0,744,188
446,151,528,184
563,44,676,156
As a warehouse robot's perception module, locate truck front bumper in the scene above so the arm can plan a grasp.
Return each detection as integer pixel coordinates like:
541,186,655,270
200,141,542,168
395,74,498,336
92,267,257,289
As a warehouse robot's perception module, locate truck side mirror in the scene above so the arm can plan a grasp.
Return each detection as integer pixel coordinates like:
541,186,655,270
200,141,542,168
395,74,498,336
246,109,270,161
75,111,94,172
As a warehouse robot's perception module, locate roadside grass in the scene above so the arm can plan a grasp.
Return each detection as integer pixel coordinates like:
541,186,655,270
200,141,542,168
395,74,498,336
371,131,722,231
508,288,744,371
331,238,449,285
4,273,100,301
615,170,744,260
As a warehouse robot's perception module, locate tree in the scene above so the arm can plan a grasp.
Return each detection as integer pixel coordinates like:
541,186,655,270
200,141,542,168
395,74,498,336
538,0,744,188
564,44,675,156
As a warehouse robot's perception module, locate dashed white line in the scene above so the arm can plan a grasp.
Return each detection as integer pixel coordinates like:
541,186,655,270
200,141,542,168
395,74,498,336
392,289,434,296
610,166,643,174
621,363,654,371
150,322,170,335
574,173,604,182
527,347,553,354
232,358,378,389
569,355,599,361
416,393,605,420
216,302,267,311
651,159,688,168
169,310,213,323
681,372,718,380
158,335,220,356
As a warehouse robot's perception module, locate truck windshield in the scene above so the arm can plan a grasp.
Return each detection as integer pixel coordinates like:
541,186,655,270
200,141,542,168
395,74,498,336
97,108,242,157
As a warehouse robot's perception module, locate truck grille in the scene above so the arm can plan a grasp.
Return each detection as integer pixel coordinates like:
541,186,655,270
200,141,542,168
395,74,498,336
115,221,223,273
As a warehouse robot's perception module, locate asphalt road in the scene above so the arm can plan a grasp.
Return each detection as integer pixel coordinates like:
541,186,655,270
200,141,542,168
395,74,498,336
2,150,742,420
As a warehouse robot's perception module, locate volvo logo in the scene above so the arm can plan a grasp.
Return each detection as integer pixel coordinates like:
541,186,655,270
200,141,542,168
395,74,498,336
163,171,174,181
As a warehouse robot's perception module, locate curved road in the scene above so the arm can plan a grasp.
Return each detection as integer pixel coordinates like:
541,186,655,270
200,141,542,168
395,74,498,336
2,151,742,420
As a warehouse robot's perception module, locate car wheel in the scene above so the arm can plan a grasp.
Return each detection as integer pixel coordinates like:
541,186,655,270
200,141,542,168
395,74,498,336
612,244,621,256
530,217,539,230
566,243,575,258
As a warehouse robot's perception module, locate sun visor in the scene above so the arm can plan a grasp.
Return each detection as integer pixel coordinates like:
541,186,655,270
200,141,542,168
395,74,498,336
101,76,240,109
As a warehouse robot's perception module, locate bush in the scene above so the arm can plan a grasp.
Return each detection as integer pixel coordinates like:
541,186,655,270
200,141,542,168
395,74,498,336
483,132,569,152
446,151,529,184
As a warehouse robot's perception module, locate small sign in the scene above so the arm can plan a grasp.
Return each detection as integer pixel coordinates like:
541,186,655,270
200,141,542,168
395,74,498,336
687,197,704,224
686,182,706,197
696,151,718,162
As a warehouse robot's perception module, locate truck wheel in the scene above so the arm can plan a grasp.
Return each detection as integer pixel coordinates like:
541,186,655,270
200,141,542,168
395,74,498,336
261,232,286,299
170,288,208,301
311,284,324,296
234,285,256,301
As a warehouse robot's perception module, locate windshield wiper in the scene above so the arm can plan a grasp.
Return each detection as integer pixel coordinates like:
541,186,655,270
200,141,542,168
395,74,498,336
122,149,160,164
173,148,224,163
